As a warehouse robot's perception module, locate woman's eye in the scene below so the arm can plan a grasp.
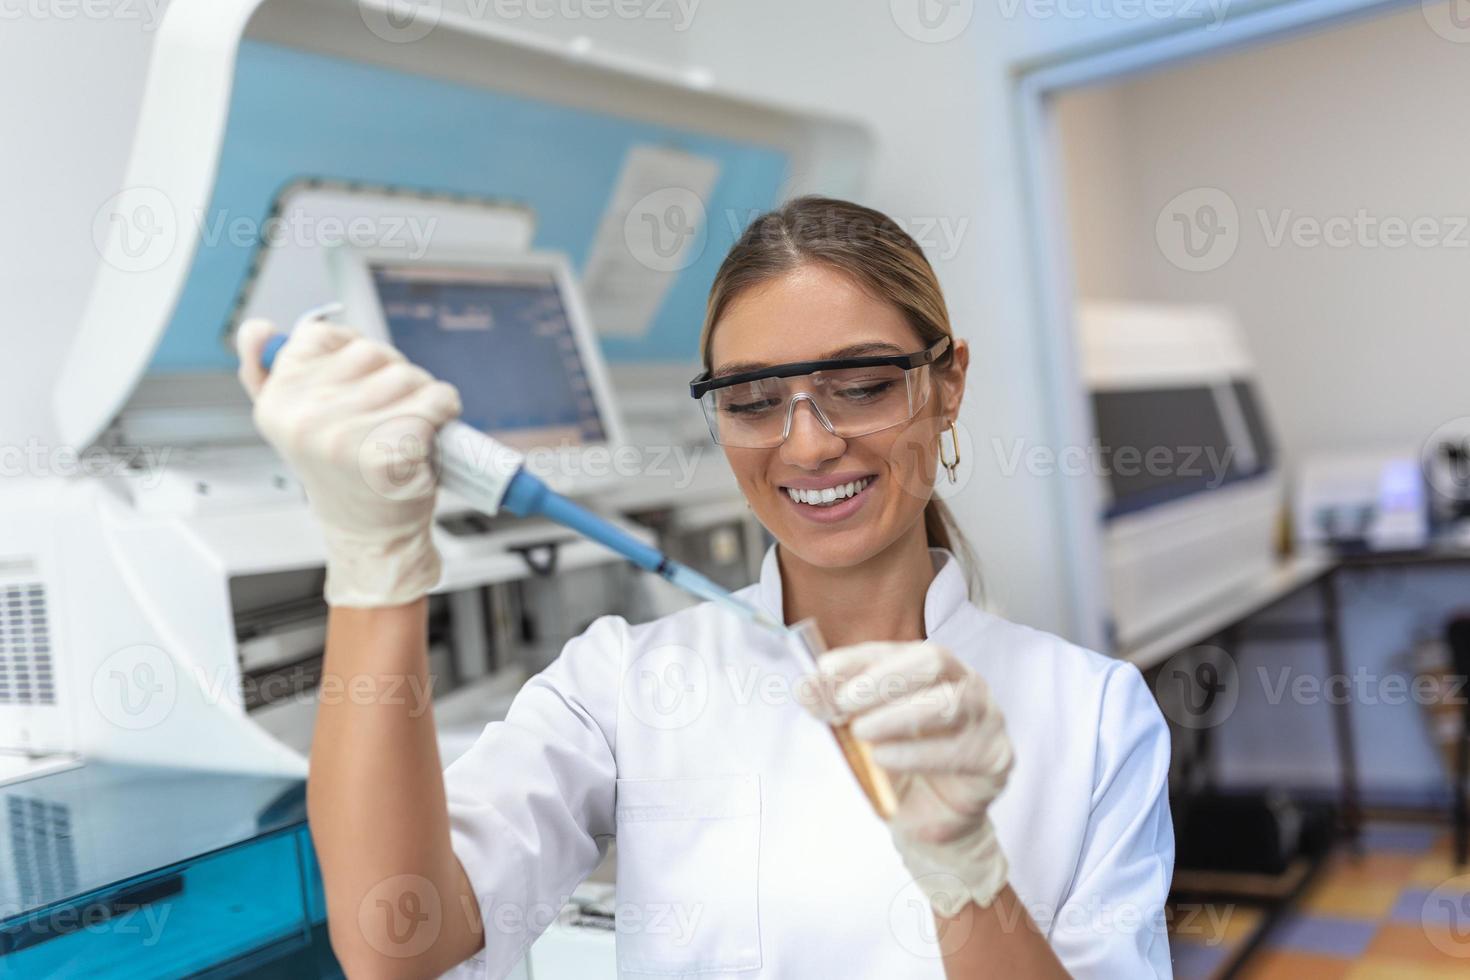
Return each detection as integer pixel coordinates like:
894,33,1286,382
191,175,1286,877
836,381,896,402
722,398,781,416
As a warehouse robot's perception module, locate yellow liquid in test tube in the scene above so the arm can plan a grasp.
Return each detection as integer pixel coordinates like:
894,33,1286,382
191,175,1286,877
790,619,899,821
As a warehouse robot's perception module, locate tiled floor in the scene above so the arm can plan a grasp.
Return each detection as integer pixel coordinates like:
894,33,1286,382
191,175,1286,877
1170,822,1470,978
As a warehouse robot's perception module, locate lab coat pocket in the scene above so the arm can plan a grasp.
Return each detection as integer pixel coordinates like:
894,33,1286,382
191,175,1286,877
614,774,762,975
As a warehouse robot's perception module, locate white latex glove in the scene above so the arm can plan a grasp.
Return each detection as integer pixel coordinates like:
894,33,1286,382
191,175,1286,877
236,318,461,607
813,641,1013,918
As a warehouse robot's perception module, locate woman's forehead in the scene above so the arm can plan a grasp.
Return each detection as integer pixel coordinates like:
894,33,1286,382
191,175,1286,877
709,267,922,370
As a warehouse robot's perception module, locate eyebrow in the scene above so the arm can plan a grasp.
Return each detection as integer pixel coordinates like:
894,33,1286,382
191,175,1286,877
712,342,908,378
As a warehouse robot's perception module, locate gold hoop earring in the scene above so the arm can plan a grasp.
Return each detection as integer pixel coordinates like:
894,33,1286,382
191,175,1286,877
940,421,961,484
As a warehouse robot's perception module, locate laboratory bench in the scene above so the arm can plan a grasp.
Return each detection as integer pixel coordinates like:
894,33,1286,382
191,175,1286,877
1123,539,1470,977
0,761,340,978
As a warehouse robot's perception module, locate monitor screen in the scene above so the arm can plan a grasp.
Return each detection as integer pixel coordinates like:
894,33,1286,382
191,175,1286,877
1092,386,1236,518
369,264,607,449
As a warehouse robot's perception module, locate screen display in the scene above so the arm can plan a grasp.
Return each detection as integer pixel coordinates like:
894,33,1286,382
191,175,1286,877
370,264,607,448
1092,386,1236,518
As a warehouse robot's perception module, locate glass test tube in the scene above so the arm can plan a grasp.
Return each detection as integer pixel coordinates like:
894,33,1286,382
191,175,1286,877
790,619,899,821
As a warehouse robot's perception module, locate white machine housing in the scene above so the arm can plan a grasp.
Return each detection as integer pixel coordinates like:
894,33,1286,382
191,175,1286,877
20,0,870,782
1078,302,1285,649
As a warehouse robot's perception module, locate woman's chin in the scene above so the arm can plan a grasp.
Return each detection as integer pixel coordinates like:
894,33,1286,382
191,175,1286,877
771,522,887,571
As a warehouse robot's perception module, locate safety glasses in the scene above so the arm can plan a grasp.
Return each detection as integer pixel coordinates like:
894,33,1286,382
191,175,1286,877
689,337,950,449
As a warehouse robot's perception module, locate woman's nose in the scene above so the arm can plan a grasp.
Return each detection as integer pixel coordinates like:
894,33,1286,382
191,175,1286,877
779,399,847,469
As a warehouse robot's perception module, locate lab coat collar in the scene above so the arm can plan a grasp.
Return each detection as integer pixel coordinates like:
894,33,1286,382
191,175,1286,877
755,544,969,642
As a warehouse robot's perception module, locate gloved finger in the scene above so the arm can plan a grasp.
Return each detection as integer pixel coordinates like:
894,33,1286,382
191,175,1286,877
816,641,905,685
235,318,276,398
870,734,1011,785
848,681,970,743
315,336,404,386
401,380,462,430
275,319,357,369
830,643,960,718
889,777,977,843
792,669,844,724
349,361,438,413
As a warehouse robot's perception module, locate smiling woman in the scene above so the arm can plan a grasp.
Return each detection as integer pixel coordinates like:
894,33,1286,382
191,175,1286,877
245,195,1174,980
698,197,974,584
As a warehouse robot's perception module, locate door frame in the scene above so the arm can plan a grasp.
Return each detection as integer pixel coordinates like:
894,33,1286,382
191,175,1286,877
1011,0,1423,651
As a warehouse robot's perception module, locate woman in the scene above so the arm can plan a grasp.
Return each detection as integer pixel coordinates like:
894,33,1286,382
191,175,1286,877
237,197,1173,978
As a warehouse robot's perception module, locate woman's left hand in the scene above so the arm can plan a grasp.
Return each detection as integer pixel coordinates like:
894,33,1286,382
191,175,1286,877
808,641,1014,917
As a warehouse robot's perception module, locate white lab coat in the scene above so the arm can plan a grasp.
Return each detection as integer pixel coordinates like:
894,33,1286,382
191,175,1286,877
443,548,1174,979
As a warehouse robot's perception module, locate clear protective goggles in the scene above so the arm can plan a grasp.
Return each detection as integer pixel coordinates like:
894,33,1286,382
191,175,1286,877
689,337,950,449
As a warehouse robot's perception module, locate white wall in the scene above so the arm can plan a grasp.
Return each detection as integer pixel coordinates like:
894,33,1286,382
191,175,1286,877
1058,3,1470,462
2,0,1241,641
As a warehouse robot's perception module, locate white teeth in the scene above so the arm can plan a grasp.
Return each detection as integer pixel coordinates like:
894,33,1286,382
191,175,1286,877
785,477,872,507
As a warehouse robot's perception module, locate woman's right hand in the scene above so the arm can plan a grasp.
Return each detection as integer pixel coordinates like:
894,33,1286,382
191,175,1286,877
235,318,461,607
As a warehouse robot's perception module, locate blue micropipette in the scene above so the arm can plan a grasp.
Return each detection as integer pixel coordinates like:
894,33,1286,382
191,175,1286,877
259,331,784,633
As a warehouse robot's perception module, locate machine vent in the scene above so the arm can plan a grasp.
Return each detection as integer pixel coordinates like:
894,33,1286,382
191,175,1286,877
0,581,53,706
6,795,76,907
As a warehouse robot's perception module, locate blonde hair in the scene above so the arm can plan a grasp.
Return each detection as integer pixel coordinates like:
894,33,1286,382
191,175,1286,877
700,195,974,572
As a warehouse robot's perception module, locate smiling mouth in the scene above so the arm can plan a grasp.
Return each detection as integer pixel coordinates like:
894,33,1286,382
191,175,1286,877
782,476,875,508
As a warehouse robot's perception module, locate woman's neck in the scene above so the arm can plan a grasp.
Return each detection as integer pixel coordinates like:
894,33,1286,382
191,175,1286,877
778,525,937,648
